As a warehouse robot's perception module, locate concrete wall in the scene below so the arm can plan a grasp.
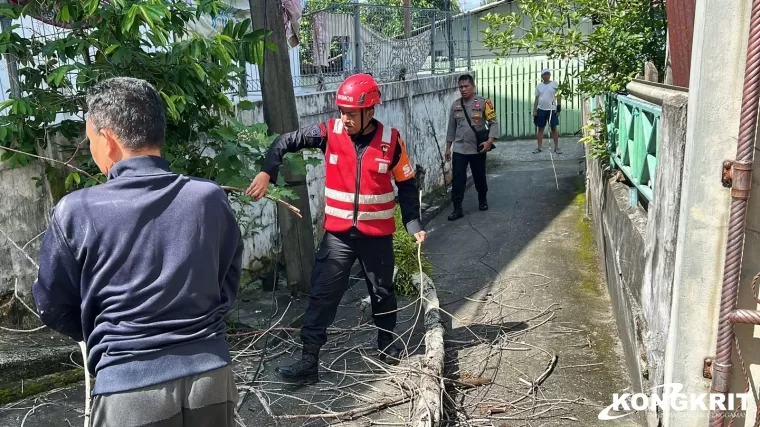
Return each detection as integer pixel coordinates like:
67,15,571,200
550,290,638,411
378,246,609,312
639,94,688,413
586,153,649,396
586,90,689,427
0,73,459,300
0,160,52,322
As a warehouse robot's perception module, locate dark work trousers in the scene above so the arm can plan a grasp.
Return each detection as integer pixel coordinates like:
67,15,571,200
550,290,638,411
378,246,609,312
300,230,397,348
452,152,488,206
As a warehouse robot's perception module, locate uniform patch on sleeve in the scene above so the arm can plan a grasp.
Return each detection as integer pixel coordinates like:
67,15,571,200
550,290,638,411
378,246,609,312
306,123,328,138
484,99,497,121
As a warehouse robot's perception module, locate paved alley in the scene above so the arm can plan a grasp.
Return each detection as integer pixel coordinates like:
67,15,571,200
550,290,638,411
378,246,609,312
0,138,641,427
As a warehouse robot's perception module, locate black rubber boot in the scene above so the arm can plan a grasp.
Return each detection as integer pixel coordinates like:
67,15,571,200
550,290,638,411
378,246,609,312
448,205,464,221
378,333,402,365
275,344,320,384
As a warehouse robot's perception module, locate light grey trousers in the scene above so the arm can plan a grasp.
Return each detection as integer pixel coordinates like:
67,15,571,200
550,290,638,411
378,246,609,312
91,366,238,427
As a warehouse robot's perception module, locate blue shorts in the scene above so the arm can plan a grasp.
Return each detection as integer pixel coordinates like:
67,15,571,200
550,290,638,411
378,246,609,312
534,109,559,129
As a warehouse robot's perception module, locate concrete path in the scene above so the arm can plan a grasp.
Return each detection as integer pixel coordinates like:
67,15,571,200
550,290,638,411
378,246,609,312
0,137,641,427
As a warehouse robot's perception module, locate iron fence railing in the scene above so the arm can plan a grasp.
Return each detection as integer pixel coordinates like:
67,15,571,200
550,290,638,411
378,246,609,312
605,93,662,202
288,2,472,93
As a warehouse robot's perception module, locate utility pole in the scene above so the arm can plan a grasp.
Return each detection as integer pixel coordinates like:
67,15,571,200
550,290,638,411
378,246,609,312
250,0,315,294
445,0,454,73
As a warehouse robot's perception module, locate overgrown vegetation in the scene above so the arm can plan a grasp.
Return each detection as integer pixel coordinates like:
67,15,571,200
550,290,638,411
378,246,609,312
482,0,667,96
579,105,608,160
0,0,317,235
393,206,433,296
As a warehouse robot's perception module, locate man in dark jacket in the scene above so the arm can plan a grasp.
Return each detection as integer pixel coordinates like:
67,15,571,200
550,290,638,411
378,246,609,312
32,77,243,427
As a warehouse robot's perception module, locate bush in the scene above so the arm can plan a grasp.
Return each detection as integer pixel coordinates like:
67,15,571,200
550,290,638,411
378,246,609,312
392,206,432,296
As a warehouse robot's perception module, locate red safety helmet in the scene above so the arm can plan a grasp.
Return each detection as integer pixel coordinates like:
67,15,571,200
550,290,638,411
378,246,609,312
335,73,382,109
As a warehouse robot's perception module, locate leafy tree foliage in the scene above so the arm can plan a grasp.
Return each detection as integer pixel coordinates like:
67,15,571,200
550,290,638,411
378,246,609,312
0,0,314,226
482,0,667,96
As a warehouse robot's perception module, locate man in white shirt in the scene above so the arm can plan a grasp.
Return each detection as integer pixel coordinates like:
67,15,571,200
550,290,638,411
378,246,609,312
532,68,561,154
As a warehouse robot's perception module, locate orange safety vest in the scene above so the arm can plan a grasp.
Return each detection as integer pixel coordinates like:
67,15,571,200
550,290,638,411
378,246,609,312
323,118,399,236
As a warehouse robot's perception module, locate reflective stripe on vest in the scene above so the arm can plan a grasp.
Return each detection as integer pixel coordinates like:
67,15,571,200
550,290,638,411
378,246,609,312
325,188,395,205
324,205,395,221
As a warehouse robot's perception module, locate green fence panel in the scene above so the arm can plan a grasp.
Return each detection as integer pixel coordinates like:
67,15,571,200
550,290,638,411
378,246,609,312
474,57,584,139
604,93,661,202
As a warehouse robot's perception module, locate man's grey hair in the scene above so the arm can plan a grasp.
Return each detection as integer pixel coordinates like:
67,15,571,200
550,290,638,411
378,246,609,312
86,77,166,151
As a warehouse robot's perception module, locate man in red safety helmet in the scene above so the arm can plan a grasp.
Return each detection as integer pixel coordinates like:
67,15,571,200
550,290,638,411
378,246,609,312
246,73,426,383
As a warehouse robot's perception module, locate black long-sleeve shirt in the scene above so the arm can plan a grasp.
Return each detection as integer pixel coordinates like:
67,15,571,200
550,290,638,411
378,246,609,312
262,120,424,235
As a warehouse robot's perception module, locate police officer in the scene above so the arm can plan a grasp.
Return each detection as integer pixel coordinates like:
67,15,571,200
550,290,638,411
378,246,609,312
246,73,426,383
445,74,499,221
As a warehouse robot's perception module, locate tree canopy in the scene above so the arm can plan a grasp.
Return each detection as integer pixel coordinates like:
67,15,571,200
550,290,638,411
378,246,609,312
482,0,667,96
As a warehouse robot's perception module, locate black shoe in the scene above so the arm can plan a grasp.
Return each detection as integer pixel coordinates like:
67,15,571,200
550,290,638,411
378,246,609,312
479,200,488,211
378,339,402,366
275,345,320,384
448,207,464,221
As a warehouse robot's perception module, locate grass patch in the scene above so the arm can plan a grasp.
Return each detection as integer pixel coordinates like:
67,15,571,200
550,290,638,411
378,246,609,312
393,206,433,296
572,181,601,296
0,368,83,405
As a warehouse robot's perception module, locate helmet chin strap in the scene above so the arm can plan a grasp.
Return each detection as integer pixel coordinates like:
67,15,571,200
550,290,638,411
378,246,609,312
352,109,373,139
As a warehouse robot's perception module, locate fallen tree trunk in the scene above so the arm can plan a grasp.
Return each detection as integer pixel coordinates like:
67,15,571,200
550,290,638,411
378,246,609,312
413,271,446,427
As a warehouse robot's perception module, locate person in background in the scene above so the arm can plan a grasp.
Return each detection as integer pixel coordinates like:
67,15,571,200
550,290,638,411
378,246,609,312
32,77,243,427
533,68,562,154
445,74,499,221
246,73,426,384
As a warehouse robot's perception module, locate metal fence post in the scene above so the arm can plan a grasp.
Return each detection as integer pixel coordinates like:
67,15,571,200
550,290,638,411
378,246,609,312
0,0,20,98
353,4,362,73
445,0,454,73
465,17,472,71
430,11,436,74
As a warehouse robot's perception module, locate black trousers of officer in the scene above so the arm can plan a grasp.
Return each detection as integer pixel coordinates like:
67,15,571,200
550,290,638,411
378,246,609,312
300,230,397,348
452,152,488,206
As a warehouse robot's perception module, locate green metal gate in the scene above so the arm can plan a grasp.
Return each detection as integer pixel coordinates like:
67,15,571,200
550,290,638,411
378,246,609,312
474,57,584,139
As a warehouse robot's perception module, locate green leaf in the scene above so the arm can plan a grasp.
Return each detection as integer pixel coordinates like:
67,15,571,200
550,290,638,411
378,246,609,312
237,100,255,111
104,44,120,55
122,5,139,34
85,0,99,16
160,91,179,122
59,5,71,23
192,63,206,80
65,173,74,190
